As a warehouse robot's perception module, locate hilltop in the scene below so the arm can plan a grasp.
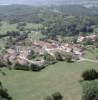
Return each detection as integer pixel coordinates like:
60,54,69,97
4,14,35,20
0,4,98,24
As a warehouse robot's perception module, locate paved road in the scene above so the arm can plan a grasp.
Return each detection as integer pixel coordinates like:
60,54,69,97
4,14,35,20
78,57,98,64
17,56,44,64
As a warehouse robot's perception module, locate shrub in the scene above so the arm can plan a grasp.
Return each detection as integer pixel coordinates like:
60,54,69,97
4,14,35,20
31,64,45,72
82,81,98,100
52,92,63,100
65,54,72,63
83,39,94,46
14,64,30,71
55,52,65,61
44,96,53,100
44,53,57,65
0,81,12,100
18,22,26,26
82,69,98,81
44,92,63,100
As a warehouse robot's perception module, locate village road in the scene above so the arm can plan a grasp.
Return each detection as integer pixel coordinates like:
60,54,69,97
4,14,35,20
79,57,98,64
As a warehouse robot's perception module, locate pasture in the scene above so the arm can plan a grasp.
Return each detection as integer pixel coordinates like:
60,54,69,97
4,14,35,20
0,61,98,100
0,21,45,40
0,22,17,34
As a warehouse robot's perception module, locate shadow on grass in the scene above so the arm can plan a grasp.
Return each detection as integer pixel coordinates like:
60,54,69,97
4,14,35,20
0,69,7,76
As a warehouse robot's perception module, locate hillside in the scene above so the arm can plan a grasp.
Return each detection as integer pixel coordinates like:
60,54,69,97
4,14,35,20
0,5,98,24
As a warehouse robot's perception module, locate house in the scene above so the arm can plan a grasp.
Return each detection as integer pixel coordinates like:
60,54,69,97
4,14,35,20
8,56,16,64
86,34,96,41
16,58,28,65
77,36,85,42
7,48,17,56
32,46,46,55
77,34,97,43
65,47,72,53
15,46,34,59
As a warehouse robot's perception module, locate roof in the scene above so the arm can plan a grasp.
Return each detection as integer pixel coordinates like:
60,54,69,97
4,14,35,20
7,48,17,55
16,58,28,65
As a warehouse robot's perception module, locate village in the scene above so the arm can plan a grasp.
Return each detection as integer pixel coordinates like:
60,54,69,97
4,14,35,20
1,4,98,100
0,33,97,71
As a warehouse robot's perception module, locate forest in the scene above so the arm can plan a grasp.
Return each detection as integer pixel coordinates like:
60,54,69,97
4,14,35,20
0,5,98,37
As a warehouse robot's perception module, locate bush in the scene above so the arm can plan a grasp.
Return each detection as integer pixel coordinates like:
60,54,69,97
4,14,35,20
52,92,63,100
44,92,63,100
83,39,94,46
55,52,65,61
18,22,26,26
82,69,98,81
31,64,45,72
65,54,72,63
44,53,57,65
14,64,30,71
82,81,98,100
0,81,12,100
44,96,53,100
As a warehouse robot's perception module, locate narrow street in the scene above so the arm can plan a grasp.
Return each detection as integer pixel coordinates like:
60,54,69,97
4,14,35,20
17,56,44,64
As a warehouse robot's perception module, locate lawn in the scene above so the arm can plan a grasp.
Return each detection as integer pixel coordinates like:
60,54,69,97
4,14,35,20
25,23,46,40
0,38,6,49
29,31,46,40
84,47,98,60
0,22,17,34
25,23,43,30
0,22,43,33
0,21,45,40
0,61,98,100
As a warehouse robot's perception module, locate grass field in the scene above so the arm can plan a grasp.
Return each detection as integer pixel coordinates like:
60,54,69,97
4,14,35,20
0,21,98,100
0,22,17,34
0,21,45,40
25,23,46,40
25,23,43,30
0,22,43,33
0,22,45,49
84,47,98,60
29,31,46,40
0,38,6,48
0,61,98,100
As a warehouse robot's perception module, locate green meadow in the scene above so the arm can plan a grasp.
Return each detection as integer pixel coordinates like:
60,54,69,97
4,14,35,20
0,61,97,100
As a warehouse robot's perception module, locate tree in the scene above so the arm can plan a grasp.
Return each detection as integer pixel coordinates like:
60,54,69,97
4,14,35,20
81,69,98,81
55,52,65,61
44,92,63,100
0,81,12,100
85,39,94,45
18,22,26,26
0,81,2,88
82,81,98,100
65,54,72,63
44,53,57,65
52,92,63,100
